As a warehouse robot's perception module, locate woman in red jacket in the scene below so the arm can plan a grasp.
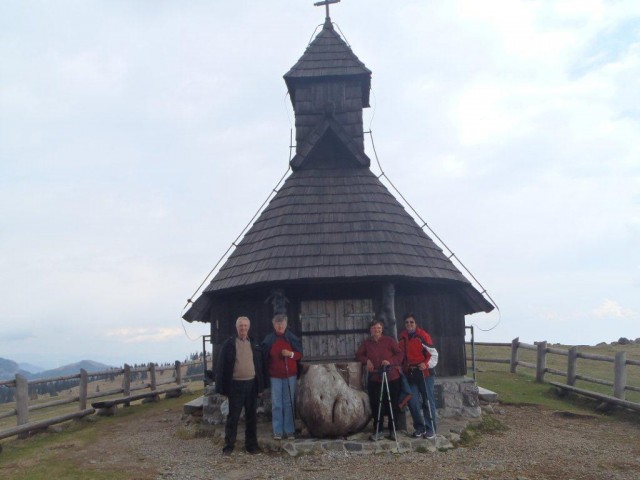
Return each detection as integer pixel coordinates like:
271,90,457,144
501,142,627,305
355,319,403,441
399,313,438,439
261,314,303,440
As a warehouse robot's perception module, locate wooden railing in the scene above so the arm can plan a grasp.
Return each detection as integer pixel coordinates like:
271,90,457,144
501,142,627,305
0,360,202,441
466,338,640,412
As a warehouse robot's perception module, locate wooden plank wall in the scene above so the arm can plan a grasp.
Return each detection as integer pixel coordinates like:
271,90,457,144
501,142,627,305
300,298,372,361
395,291,467,377
294,80,364,153
207,286,469,377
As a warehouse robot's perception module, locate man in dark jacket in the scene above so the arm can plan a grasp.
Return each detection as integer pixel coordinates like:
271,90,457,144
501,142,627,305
215,316,265,455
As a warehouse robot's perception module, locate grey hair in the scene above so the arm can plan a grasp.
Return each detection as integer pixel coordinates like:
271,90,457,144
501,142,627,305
272,314,288,324
236,316,250,327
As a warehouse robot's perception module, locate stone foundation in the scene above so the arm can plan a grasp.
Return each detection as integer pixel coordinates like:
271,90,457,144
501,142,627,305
436,376,481,418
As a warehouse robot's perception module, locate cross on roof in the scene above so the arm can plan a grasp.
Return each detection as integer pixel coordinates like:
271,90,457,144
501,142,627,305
314,0,340,20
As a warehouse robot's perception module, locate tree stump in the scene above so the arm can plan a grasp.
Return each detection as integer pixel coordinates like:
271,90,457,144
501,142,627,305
296,363,370,438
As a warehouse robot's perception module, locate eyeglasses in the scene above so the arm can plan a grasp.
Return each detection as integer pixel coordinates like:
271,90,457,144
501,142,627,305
405,320,415,324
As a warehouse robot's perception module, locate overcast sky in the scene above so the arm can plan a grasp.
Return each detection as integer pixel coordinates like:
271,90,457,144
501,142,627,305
1,0,638,369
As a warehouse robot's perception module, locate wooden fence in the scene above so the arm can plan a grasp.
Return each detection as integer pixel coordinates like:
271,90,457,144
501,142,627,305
0,360,202,441
467,337,640,412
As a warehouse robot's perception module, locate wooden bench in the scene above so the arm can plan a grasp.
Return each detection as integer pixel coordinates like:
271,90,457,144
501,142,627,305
91,384,186,415
0,408,95,441
549,381,640,412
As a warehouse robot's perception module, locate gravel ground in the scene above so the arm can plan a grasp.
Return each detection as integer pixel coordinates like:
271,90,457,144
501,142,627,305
61,401,640,480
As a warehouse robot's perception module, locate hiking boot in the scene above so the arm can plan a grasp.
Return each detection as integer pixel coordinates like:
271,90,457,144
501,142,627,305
222,445,234,456
423,431,436,439
246,445,262,454
369,431,385,441
387,431,396,441
412,430,425,438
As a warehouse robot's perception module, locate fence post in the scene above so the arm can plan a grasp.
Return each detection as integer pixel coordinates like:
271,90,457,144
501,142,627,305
536,341,547,383
510,337,519,373
79,369,88,410
567,347,577,386
614,352,627,399
175,360,182,385
15,374,29,428
123,364,131,407
149,363,157,391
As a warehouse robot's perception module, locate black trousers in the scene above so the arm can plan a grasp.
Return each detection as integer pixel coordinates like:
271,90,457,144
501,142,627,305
225,379,258,449
368,377,401,432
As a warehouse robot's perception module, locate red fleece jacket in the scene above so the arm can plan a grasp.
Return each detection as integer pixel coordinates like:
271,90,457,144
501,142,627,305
267,335,301,378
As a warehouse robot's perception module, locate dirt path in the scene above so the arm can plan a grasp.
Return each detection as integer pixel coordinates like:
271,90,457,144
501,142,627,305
59,401,640,480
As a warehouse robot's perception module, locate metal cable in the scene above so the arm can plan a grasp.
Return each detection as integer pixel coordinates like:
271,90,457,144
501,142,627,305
182,165,291,312
365,129,501,329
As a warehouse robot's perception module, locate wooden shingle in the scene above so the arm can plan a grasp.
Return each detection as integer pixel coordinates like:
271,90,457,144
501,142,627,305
183,17,493,323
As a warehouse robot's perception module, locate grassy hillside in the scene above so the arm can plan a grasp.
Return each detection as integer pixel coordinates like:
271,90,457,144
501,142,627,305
468,341,640,404
0,389,204,480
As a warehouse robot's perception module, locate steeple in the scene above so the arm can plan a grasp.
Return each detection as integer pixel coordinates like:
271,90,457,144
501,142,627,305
284,18,372,170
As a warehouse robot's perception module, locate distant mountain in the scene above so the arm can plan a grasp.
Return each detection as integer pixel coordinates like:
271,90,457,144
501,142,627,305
0,358,114,381
18,362,46,374
31,360,115,379
0,357,32,381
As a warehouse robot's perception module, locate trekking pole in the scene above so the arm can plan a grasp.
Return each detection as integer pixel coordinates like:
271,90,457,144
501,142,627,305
284,357,296,422
382,368,401,452
375,371,385,440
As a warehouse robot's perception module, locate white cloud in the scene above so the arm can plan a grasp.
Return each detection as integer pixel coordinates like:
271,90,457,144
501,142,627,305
593,299,636,319
106,327,183,343
1,0,639,365
55,51,127,93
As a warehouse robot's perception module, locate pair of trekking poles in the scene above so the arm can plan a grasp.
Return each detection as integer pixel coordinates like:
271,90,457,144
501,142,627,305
373,365,436,450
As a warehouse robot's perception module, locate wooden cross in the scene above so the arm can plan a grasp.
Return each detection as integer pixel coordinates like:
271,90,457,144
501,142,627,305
314,0,340,19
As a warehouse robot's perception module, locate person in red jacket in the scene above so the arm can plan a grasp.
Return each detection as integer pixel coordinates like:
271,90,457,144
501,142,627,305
355,319,403,441
261,314,303,440
398,313,438,439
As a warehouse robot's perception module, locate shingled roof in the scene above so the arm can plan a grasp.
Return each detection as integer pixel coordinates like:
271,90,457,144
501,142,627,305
284,19,371,107
183,18,493,322
194,165,492,313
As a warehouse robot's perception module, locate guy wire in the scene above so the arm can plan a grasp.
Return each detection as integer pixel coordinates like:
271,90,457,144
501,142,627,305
333,22,351,47
365,129,501,329
182,164,291,312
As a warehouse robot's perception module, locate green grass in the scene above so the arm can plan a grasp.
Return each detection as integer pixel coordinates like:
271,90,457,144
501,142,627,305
468,342,640,404
457,412,507,447
0,389,203,480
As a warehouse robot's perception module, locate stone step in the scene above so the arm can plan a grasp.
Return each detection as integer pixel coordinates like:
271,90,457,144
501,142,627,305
183,395,205,415
477,386,498,402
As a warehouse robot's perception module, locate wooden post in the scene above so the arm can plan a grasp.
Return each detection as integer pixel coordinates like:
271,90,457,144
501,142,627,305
567,346,577,386
123,364,131,407
149,363,157,391
536,341,547,383
79,369,88,410
175,360,182,385
15,374,29,427
614,351,627,399
510,337,519,373
381,283,397,341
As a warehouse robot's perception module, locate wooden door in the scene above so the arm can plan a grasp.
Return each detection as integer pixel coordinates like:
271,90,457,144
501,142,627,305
300,299,373,361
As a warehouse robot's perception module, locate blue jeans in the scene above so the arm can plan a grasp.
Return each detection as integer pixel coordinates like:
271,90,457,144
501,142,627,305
407,374,437,434
270,376,296,436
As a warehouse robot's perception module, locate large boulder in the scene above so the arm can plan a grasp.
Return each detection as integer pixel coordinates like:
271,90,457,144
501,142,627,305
297,364,370,438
